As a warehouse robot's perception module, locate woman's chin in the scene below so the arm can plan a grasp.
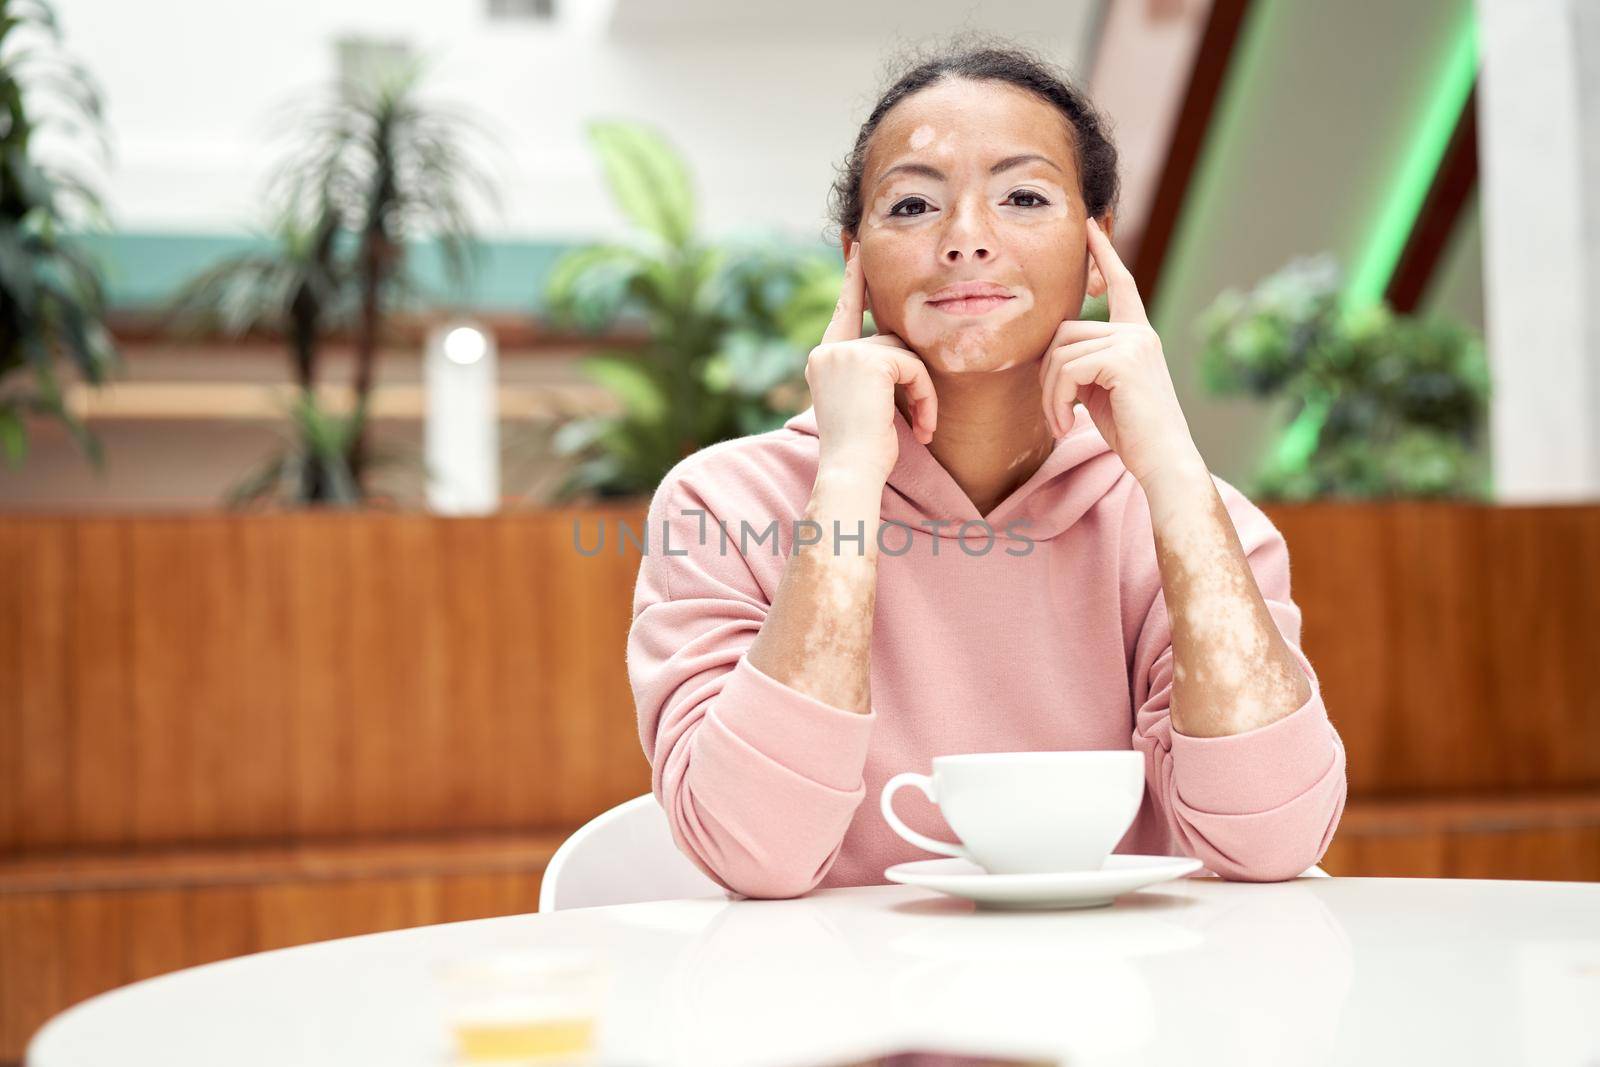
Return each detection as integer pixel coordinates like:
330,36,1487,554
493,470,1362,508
921,343,1035,374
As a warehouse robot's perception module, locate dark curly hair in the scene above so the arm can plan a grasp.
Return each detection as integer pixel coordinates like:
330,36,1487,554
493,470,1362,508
826,37,1121,241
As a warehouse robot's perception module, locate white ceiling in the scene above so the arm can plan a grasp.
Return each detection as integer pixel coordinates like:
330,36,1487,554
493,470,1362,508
608,0,1103,59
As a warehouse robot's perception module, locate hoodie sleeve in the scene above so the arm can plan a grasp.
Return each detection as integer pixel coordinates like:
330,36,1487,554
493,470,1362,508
625,462,877,900
1128,482,1348,882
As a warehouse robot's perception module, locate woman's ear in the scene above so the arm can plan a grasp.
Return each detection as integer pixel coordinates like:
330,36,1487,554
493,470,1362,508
1086,261,1107,299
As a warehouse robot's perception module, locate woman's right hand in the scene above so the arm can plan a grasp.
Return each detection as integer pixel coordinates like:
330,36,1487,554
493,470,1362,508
805,244,939,485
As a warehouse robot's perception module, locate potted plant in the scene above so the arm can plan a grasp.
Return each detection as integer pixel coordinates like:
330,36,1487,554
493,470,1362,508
536,120,839,503
1197,253,1492,501
164,52,503,507
0,0,117,469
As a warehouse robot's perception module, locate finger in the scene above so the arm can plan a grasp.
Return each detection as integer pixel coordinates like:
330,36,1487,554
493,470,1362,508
822,244,866,344
1040,351,1062,437
859,332,909,348
1042,351,1081,438
1041,348,1080,438
1050,380,1077,438
884,349,938,443
1046,336,1116,436
1060,350,1118,395
1050,319,1123,345
1053,335,1120,364
1036,337,1113,435
1086,217,1148,325
1043,356,1081,441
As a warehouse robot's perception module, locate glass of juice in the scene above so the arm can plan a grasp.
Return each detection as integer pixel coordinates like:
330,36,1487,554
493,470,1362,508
436,946,611,1065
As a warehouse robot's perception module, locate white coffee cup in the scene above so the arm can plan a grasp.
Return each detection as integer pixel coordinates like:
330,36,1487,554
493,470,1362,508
880,750,1145,875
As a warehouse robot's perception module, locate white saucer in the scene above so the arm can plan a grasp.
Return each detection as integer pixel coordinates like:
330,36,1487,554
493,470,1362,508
884,854,1204,910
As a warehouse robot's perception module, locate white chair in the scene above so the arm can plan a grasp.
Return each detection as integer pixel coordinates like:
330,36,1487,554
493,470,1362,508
537,793,1331,912
1192,864,1330,878
538,794,730,912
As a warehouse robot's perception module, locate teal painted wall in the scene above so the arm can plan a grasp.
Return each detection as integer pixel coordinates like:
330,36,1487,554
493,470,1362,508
78,231,587,314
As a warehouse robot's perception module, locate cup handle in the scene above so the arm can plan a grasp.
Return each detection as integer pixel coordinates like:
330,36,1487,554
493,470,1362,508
880,772,976,863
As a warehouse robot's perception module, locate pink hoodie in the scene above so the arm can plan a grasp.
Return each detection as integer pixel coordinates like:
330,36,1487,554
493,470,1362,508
626,400,1347,899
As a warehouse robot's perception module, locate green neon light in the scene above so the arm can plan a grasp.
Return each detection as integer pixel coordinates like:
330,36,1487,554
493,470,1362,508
1342,12,1480,312
1151,2,1480,477
1269,7,1480,477
1269,390,1332,476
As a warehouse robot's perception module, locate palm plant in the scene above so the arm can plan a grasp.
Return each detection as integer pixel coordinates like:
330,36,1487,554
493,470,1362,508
224,390,365,508
162,200,369,505
540,120,837,500
0,0,117,469
165,53,503,506
270,52,503,484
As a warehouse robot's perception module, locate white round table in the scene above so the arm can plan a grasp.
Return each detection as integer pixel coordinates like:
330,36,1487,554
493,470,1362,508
26,876,1600,1067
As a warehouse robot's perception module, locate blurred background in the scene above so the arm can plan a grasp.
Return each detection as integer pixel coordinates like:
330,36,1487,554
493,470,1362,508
2,0,1597,1058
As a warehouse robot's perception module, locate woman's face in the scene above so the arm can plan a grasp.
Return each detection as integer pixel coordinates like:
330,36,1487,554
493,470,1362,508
846,78,1110,374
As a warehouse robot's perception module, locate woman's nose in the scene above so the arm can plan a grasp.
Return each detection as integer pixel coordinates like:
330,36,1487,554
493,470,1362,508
944,243,990,262
939,203,996,262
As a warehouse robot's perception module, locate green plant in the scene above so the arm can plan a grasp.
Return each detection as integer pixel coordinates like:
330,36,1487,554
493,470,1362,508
0,0,117,469
539,120,835,501
164,51,502,506
163,200,358,504
1197,254,1492,500
226,391,362,507
273,52,502,482
221,390,420,510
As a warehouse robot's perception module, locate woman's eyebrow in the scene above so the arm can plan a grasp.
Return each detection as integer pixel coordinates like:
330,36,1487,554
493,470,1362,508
876,153,1063,188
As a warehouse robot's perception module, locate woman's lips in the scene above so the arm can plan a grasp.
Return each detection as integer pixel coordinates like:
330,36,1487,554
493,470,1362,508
928,295,1016,316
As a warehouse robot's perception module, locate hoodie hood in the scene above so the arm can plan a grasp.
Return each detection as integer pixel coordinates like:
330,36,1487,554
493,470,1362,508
781,401,1130,541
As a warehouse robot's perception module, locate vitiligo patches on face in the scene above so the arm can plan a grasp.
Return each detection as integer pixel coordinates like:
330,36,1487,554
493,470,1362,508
901,288,1036,372
908,124,937,150
860,189,903,233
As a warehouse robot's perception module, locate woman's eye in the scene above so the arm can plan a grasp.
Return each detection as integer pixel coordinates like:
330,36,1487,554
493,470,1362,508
887,192,1048,216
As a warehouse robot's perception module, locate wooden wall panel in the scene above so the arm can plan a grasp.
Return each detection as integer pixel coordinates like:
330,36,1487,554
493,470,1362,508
491,519,559,830
2,502,1599,852
0,509,656,854
1263,502,1600,796
1,502,1597,848
0,521,19,851
289,514,358,838
1478,506,1600,786
69,521,135,848
127,519,195,843
229,518,295,840
14,521,72,850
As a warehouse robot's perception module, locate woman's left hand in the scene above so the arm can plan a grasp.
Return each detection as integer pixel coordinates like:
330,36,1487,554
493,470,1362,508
1039,216,1203,487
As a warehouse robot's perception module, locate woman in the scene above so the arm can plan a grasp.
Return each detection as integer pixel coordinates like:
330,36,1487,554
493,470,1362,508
626,43,1347,899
